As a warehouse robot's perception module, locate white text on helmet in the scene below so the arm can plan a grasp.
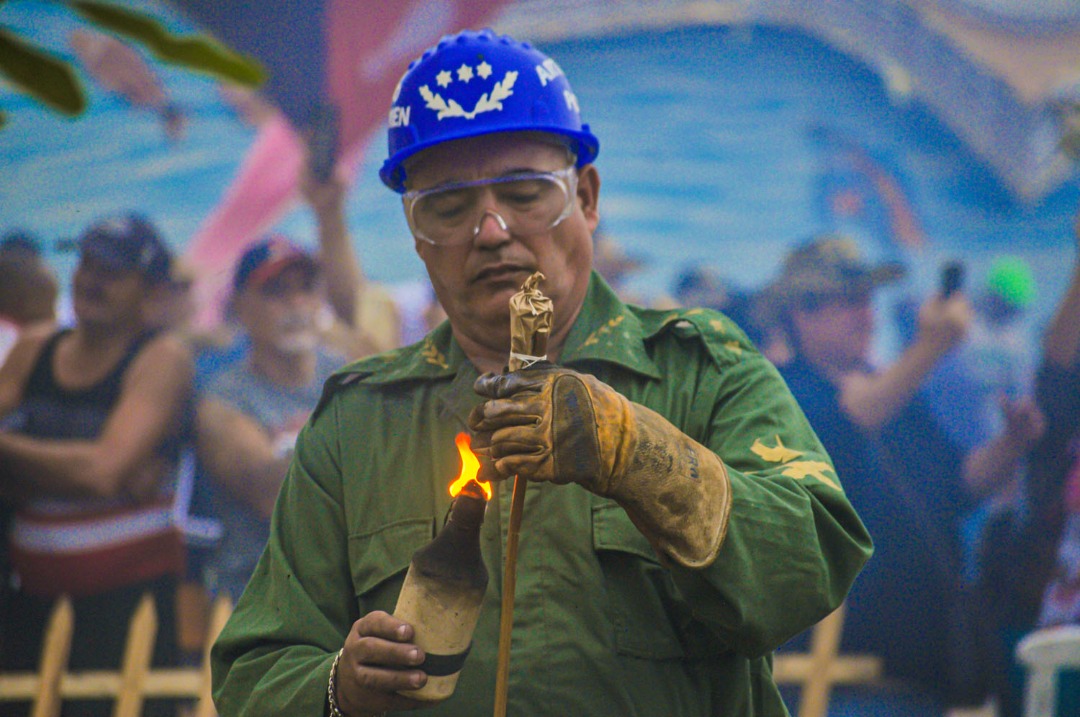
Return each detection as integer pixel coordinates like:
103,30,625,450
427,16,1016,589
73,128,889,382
389,105,411,128
563,90,580,114
535,59,565,87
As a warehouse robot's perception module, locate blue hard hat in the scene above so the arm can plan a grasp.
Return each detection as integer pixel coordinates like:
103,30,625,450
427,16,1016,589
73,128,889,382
380,29,600,193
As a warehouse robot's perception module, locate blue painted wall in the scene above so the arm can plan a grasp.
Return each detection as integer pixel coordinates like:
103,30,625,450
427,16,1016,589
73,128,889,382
2,6,1078,353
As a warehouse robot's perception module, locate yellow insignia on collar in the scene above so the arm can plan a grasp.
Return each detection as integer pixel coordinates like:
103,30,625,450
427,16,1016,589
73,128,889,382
421,340,448,369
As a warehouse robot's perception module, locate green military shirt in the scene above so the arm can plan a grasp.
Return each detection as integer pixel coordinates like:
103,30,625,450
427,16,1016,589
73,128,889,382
212,272,872,716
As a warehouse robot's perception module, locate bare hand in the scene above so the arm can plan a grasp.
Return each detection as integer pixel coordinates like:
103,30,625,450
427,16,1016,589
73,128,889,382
917,293,971,355
1000,395,1046,450
299,156,346,216
124,455,169,503
335,611,430,715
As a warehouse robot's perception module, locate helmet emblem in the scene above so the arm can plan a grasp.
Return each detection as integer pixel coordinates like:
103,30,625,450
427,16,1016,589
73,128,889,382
419,68,519,121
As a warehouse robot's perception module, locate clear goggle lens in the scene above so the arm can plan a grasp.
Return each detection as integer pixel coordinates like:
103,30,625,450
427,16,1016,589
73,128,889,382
404,166,577,246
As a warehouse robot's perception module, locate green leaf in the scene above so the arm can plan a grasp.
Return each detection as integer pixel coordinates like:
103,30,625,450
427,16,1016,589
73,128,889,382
69,0,266,88
0,28,86,115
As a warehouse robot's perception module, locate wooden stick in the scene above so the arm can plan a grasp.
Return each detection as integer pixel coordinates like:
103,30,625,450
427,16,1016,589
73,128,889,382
493,474,527,717
494,271,547,715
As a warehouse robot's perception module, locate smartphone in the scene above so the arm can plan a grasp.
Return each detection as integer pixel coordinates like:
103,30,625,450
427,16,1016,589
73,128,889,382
940,260,965,298
308,102,339,183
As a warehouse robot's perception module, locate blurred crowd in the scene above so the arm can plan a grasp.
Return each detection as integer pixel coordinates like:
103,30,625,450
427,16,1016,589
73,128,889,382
1,148,1079,717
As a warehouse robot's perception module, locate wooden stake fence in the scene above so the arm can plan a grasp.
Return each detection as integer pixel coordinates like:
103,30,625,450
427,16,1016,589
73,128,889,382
0,593,232,717
0,596,878,717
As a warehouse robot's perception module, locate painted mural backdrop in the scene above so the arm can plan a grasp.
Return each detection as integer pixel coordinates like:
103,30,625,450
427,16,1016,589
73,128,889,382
2,1,1079,359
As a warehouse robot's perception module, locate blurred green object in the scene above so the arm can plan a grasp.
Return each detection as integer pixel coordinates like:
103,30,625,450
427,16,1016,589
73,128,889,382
70,2,265,85
0,27,85,117
986,256,1036,309
0,0,265,128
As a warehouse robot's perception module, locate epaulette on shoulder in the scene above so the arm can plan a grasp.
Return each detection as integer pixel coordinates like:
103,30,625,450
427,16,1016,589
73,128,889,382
310,344,417,419
638,306,756,369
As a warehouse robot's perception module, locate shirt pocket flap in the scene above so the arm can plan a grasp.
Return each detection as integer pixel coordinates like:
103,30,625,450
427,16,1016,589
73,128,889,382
592,502,660,563
591,501,685,660
349,518,434,597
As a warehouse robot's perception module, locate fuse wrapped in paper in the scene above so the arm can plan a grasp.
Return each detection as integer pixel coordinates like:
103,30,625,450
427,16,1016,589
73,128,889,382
507,272,553,371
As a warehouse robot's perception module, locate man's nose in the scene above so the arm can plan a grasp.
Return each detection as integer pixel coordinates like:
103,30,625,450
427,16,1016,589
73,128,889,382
471,209,511,246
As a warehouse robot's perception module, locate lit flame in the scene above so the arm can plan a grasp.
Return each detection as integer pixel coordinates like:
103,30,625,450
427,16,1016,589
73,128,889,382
449,432,492,500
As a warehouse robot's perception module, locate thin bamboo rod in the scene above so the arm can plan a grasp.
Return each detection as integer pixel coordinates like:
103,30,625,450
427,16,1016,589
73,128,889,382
493,475,527,717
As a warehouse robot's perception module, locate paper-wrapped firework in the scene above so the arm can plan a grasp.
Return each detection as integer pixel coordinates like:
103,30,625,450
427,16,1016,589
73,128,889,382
508,272,553,371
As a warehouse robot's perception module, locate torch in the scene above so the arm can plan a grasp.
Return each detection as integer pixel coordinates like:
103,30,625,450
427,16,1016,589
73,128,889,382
494,271,552,717
392,432,492,702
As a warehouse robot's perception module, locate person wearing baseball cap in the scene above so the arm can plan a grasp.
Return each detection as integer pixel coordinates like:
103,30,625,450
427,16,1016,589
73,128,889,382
194,235,347,607
0,212,194,713
231,235,321,296
214,31,872,717
771,233,1030,708
77,212,173,285
764,234,908,377
226,234,368,359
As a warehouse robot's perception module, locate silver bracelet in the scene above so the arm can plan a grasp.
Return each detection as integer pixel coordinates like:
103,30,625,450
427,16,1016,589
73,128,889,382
327,649,347,717
327,649,386,717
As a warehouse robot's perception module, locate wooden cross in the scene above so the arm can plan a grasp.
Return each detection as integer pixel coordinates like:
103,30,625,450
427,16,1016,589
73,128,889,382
772,603,883,717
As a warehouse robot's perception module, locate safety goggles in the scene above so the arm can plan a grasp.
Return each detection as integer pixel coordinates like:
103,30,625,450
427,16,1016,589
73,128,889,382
403,166,578,246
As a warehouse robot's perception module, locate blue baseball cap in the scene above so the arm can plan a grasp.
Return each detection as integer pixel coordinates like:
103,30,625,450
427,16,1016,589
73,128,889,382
0,229,43,256
233,235,319,293
78,213,172,284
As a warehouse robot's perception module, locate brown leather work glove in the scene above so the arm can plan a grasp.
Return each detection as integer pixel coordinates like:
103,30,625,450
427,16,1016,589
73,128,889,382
468,364,732,568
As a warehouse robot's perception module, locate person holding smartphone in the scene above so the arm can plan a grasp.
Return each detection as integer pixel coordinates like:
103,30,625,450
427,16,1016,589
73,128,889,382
768,234,1044,713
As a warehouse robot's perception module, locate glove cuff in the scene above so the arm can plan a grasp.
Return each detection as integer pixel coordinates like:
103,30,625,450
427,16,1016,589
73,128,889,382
612,403,732,568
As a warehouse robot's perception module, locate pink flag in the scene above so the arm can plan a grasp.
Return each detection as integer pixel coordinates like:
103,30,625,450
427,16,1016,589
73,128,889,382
185,0,510,327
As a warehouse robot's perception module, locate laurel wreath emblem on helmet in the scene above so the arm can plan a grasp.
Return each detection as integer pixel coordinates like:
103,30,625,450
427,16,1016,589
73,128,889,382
419,71,519,121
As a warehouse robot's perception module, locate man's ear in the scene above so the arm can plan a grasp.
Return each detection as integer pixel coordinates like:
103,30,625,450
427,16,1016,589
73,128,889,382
405,196,427,259
414,237,433,265
577,165,601,234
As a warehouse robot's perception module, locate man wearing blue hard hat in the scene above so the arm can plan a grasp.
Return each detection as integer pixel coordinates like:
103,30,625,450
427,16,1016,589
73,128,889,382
212,30,870,717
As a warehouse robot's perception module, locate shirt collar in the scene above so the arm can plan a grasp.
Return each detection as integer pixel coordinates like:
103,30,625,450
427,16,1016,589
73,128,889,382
559,272,662,380
345,320,460,386
351,271,661,385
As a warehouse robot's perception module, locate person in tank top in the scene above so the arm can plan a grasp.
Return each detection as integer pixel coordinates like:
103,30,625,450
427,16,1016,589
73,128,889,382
0,213,194,717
